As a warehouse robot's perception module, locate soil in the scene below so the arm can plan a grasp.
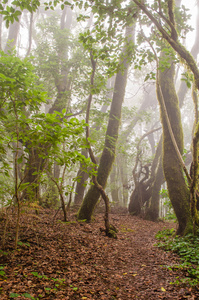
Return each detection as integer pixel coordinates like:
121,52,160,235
0,208,199,299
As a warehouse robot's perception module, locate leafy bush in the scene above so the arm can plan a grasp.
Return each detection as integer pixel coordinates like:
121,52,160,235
155,228,199,286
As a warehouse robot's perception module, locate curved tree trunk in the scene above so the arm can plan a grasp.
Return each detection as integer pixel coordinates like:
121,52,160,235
77,24,137,221
177,0,199,107
128,129,162,216
132,0,199,234
157,55,190,235
128,181,151,216
74,76,115,207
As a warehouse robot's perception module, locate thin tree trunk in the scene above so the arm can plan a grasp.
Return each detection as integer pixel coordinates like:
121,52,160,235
110,162,120,206
119,153,129,207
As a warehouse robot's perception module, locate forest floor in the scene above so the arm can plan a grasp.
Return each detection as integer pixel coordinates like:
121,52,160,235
0,208,199,300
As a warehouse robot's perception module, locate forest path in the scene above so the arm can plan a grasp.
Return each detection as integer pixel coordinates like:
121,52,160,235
0,210,198,299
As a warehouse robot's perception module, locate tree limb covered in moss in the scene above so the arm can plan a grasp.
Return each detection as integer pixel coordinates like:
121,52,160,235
132,0,199,91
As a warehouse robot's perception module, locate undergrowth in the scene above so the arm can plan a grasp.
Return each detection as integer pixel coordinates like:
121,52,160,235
155,228,199,287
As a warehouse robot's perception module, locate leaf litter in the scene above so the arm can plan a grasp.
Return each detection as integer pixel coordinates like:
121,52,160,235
0,209,199,299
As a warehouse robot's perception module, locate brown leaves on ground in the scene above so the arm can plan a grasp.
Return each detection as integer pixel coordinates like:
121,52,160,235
0,209,198,299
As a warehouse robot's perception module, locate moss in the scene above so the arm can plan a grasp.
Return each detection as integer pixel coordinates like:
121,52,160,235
183,219,194,236
107,229,117,239
157,52,190,235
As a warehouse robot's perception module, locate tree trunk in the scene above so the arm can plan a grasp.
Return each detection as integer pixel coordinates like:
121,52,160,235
110,162,120,206
74,77,115,207
74,149,89,206
77,24,137,221
128,181,151,215
144,153,164,221
158,55,190,235
128,128,162,216
4,13,22,53
119,153,129,207
21,7,73,202
22,146,46,202
177,0,199,107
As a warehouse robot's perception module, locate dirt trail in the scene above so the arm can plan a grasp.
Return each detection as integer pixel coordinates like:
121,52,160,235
0,210,198,299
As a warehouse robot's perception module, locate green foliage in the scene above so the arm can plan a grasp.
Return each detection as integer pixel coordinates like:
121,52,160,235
0,0,72,26
31,272,45,279
17,241,30,247
0,51,95,207
9,292,35,299
41,181,59,208
175,5,193,38
9,293,20,298
156,228,199,286
0,51,46,203
159,189,176,221
181,71,193,89
0,265,6,277
0,174,13,207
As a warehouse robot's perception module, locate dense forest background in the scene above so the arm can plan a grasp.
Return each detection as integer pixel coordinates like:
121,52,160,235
1,1,199,299
0,0,199,241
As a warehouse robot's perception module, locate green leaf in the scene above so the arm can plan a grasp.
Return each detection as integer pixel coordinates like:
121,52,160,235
0,270,5,276
5,19,9,28
9,293,20,298
17,156,23,164
22,293,32,298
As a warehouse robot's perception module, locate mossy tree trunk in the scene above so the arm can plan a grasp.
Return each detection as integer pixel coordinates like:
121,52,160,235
128,128,162,216
132,0,199,91
132,0,199,234
157,56,190,235
21,146,46,202
77,24,137,221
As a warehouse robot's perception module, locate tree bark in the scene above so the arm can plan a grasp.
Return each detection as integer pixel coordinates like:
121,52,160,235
22,7,73,202
110,162,120,206
119,153,129,207
73,77,114,206
77,24,137,221
144,153,164,221
128,127,162,216
132,0,199,91
74,149,89,206
157,54,190,234
4,13,22,53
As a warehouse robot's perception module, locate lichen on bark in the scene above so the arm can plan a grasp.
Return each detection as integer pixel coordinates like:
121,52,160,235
157,53,190,235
